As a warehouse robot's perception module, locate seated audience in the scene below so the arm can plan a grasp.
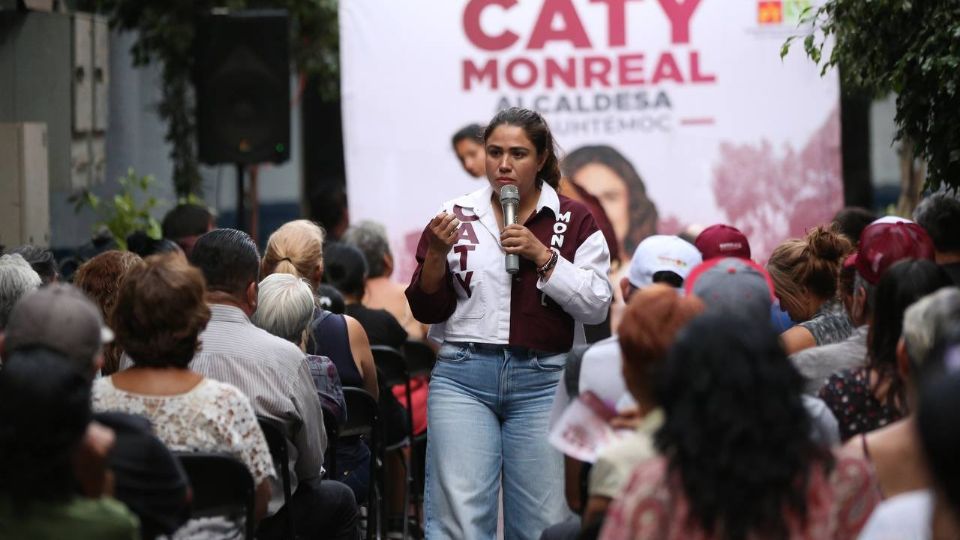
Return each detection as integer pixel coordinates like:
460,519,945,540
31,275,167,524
325,243,408,350
582,285,703,530
316,283,346,314
832,206,877,247
126,230,183,258
73,250,143,375
343,220,426,340
547,235,700,520
323,242,415,525
767,224,854,354
253,272,347,422
685,257,840,446
790,254,869,394
252,273,366,501
261,220,379,401
3,283,191,538
188,229,357,539
792,219,938,394
92,254,275,534
600,312,880,540
820,259,950,441
693,224,793,331
0,253,41,333
693,224,751,260
859,327,960,539
913,191,960,285
0,349,140,539
9,244,59,284
842,287,960,499
161,203,215,256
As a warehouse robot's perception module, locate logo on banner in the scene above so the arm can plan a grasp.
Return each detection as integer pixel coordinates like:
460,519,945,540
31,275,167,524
460,0,718,137
757,0,811,26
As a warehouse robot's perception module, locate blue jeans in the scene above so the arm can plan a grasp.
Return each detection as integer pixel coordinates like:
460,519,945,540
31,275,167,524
424,342,569,540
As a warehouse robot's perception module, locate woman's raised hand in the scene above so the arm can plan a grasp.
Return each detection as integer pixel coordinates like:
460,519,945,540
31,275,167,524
427,212,460,255
501,224,552,266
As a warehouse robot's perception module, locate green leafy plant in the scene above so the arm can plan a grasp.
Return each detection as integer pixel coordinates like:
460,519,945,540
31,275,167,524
782,1,960,193
72,168,164,251
82,0,339,198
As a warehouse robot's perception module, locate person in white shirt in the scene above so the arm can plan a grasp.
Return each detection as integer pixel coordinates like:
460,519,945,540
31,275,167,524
406,107,612,540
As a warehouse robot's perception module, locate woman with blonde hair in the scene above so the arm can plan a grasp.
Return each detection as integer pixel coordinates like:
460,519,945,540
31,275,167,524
261,220,379,401
767,224,854,354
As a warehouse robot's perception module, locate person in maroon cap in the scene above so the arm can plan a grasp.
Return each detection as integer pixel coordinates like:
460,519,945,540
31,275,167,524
693,224,751,260
694,224,797,332
816,220,948,441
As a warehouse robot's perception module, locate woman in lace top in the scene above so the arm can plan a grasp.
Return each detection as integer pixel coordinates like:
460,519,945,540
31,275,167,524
91,254,275,535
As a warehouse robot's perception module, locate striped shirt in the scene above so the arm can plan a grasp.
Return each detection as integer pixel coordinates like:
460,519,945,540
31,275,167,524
190,304,326,512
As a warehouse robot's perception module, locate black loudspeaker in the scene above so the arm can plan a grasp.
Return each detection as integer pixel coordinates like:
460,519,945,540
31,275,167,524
195,10,290,165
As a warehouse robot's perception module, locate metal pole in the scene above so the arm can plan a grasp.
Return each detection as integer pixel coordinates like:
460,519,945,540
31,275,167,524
236,163,246,231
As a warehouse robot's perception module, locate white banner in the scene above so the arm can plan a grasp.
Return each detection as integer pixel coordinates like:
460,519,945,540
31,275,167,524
340,0,841,282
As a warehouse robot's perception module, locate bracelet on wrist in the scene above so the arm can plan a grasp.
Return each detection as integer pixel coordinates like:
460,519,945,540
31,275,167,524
537,249,559,277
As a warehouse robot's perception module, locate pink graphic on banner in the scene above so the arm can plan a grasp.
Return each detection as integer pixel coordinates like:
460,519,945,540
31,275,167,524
712,107,842,261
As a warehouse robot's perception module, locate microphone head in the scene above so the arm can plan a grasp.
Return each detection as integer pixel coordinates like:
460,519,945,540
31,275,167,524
500,184,520,204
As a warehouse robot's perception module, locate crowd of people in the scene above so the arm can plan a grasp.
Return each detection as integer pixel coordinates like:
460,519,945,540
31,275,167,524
1,107,960,540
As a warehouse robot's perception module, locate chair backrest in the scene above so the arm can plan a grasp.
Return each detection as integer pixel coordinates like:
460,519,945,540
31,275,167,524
370,345,415,451
256,416,295,537
341,387,379,439
403,340,436,378
341,387,381,539
175,452,256,540
370,345,408,388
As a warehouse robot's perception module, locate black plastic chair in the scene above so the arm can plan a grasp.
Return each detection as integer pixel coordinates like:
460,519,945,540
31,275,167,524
175,452,256,540
256,416,295,539
371,345,416,539
342,387,381,540
403,340,436,379
403,341,434,534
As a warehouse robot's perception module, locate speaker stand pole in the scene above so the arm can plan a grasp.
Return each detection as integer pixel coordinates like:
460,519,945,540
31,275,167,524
236,163,246,232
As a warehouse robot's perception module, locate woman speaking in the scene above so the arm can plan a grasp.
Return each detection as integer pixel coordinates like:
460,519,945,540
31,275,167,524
406,107,612,539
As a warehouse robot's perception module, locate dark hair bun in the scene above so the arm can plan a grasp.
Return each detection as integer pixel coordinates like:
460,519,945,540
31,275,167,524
806,224,852,263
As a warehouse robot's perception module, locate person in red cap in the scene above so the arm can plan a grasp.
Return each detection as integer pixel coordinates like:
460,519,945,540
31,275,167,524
792,220,940,397
694,224,798,332
693,224,751,260
818,259,950,442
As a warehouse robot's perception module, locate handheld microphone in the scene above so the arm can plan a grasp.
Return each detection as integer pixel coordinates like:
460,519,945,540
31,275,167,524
500,184,520,274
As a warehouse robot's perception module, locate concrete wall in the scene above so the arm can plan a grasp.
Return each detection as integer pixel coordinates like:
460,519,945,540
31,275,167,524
57,28,302,249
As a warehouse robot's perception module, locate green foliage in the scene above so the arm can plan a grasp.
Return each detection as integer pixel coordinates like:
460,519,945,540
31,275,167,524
783,1,960,191
72,168,164,251
84,0,339,197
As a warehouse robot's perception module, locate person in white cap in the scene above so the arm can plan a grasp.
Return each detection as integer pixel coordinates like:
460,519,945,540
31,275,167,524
542,236,701,539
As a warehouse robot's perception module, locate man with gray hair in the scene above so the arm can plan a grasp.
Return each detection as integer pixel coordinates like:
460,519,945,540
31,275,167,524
342,220,425,340
901,287,960,370
0,254,41,332
843,286,960,502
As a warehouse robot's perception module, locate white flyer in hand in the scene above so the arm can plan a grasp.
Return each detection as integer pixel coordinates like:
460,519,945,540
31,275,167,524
548,391,620,463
